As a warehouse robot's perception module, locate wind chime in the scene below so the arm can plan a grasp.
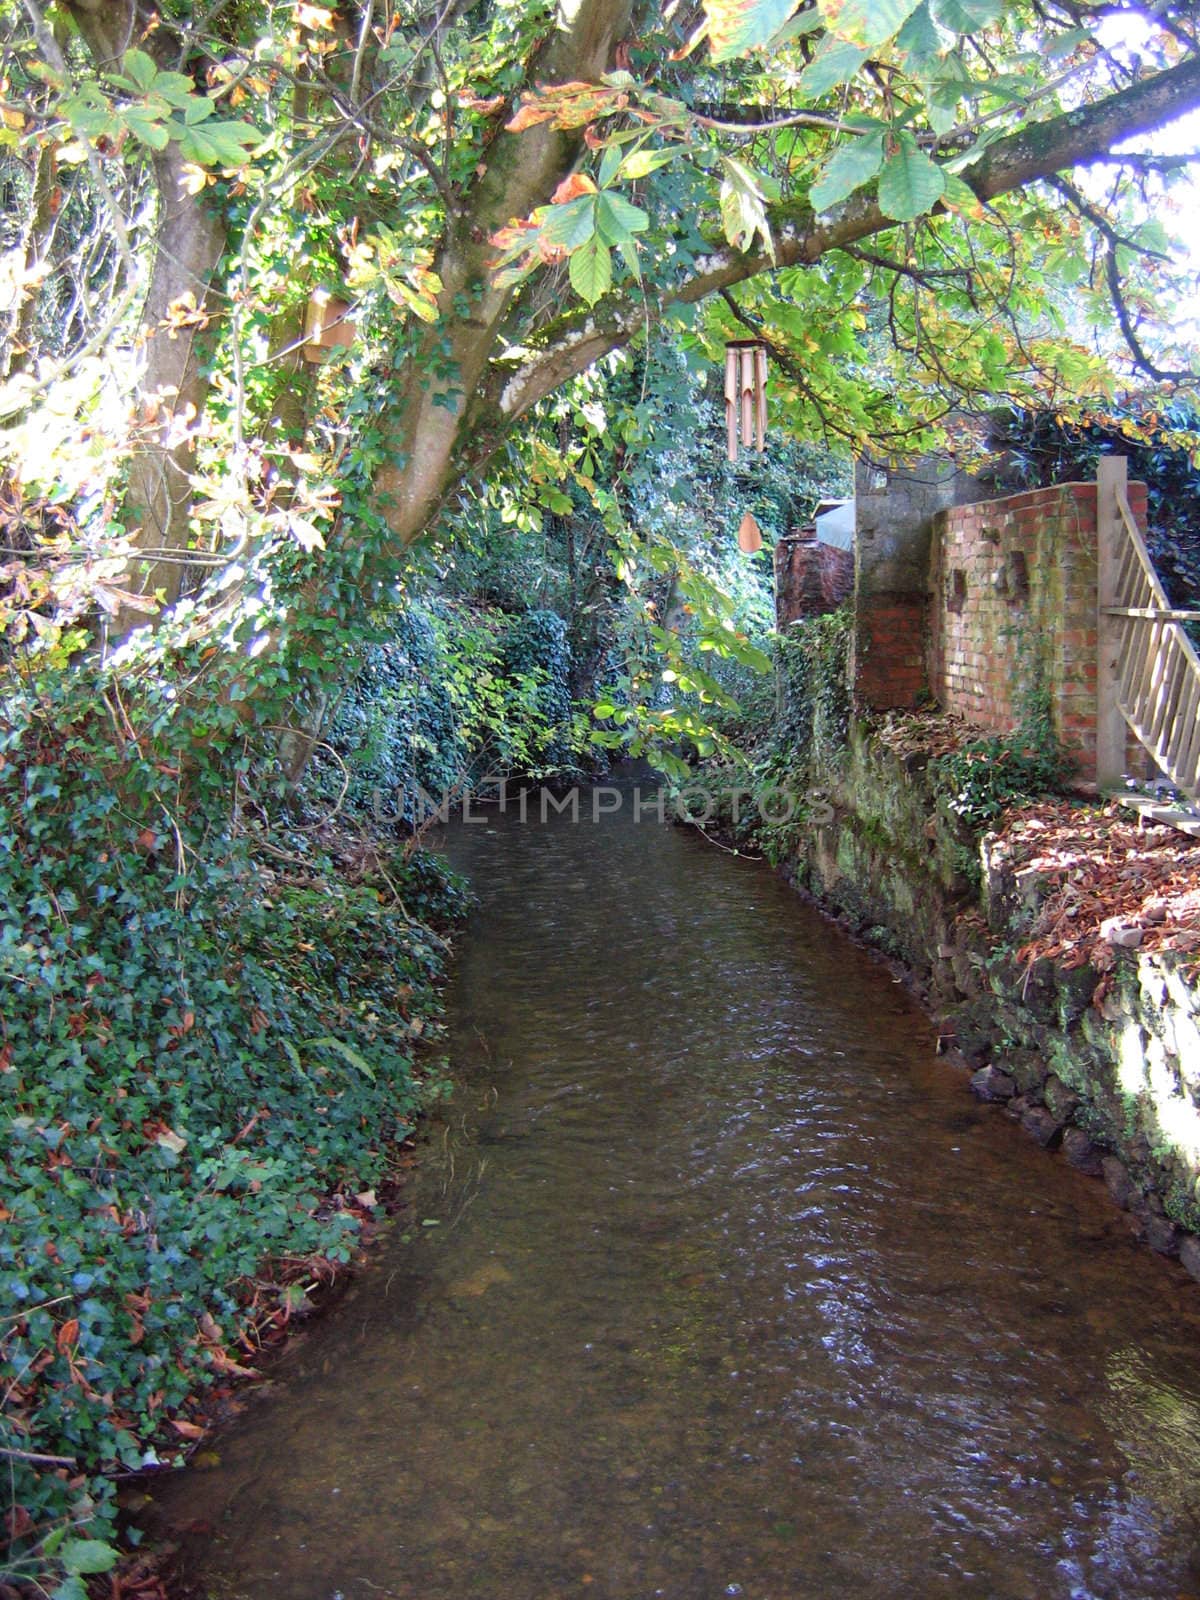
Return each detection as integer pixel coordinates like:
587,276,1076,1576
724,338,769,552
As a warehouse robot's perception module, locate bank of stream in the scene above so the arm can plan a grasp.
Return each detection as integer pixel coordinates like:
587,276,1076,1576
147,790,1200,1599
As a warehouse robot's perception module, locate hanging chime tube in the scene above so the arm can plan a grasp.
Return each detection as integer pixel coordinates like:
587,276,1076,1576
740,345,754,451
755,344,768,452
725,344,738,463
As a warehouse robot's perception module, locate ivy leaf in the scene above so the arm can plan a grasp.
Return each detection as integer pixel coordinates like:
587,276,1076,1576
810,133,884,211
798,37,869,97
878,134,946,220
569,236,613,304
930,0,1005,32
817,0,922,49
705,0,799,63
58,1540,119,1576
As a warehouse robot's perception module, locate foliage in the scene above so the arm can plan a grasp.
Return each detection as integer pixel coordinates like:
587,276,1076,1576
774,610,855,771
696,608,852,861
0,639,465,1593
2,0,1200,1579
933,676,1072,830
993,400,1200,608
744,608,853,862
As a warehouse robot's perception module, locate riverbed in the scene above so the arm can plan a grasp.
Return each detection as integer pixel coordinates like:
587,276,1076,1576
150,791,1200,1599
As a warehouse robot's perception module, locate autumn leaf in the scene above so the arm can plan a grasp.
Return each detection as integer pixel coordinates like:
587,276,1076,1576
552,172,599,203
507,83,628,133
704,0,798,64
294,3,334,29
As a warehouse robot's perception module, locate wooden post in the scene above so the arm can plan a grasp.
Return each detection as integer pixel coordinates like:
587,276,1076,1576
1096,455,1127,791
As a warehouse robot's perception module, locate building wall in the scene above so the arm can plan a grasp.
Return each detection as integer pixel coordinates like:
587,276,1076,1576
927,481,1148,773
775,533,854,627
852,453,979,710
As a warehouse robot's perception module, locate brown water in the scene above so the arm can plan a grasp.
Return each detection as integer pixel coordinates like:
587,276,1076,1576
153,792,1200,1600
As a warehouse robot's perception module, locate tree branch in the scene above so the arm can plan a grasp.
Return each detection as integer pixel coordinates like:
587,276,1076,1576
1103,246,1197,382
494,48,1200,423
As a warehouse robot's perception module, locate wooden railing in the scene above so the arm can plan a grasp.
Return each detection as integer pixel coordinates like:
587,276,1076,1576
1096,456,1200,799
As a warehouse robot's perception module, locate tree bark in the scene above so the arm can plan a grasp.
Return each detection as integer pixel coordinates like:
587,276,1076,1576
2,140,60,380
63,1,227,626
374,0,635,545
122,143,226,614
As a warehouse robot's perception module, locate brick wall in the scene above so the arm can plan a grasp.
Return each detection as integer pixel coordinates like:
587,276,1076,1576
852,593,929,709
928,480,1149,774
775,533,854,627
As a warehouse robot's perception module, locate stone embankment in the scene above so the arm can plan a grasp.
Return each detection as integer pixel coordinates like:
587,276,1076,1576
785,716,1200,1272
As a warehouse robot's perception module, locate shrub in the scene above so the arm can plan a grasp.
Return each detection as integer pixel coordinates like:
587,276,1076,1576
0,651,460,1592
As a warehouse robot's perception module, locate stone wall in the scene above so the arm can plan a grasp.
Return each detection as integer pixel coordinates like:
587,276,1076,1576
784,724,1200,1273
775,532,854,627
851,453,979,711
928,481,1149,774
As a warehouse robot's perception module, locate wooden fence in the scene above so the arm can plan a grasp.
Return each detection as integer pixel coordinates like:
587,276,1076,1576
1097,456,1200,800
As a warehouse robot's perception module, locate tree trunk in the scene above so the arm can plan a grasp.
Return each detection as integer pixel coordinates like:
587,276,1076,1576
63,1,227,632
120,143,226,620
2,140,60,380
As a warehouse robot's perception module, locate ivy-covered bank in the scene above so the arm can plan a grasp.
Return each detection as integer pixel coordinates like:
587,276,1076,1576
750,613,1200,1276
0,596,580,1597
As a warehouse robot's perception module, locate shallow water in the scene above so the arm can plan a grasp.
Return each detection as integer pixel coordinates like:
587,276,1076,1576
152,791,1200,1599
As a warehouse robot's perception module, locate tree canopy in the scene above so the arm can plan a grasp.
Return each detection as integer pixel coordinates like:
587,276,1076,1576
1,0,1199,650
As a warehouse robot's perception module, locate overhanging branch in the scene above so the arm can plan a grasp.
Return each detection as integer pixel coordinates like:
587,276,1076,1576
494,49,1200,422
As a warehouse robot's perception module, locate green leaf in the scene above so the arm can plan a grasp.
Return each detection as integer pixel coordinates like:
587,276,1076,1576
930,0,1005,32
175,117,261,167
896,0,951,60
717,155,774,255
304,1035,377,1080
59,1539,119,1576
810,134,884,211
120,48,159,93
569,237,612,304
598,140,625,188
939,171,982,215
798,37,869,97
1045,25,1092,58
616,146,677,181
877,134,946,220
539,195,597,251
617,239,642,282
123,107,170,150
706,0,800,63
818,0,922,49
595,191,649,246
150,71,200,110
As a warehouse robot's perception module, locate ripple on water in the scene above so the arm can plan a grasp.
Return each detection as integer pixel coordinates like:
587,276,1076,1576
150,797,1200,1600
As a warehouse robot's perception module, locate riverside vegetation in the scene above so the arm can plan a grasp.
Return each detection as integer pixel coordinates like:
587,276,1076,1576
6,0,1200,1592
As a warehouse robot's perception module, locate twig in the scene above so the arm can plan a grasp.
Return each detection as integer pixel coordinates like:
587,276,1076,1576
0,1446,77,1467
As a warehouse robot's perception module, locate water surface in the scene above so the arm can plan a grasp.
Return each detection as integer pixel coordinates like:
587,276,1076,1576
153,793,1200,1599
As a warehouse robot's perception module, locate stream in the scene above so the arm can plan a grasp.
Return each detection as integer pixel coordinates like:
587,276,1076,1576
150,788,1200,1599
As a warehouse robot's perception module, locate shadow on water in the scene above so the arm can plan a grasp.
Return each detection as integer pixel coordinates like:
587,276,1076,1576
148,790,1200,1599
